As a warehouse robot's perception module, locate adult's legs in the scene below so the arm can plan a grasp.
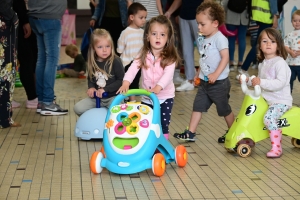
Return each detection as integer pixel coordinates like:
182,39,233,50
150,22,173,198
237,25,248,64
226,24,237,65
179,18,199,81
241,22,272,72
18,29,38,101
0,19,19,128
29,18,61,104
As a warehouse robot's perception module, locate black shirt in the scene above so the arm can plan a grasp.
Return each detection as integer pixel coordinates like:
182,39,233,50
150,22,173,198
180,0,204,20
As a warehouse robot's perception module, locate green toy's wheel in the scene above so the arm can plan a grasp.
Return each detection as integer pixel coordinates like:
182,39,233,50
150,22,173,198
291,138,300,148
237,144,251,158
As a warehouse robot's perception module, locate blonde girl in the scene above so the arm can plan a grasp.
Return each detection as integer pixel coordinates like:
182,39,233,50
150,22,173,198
74,29,125,116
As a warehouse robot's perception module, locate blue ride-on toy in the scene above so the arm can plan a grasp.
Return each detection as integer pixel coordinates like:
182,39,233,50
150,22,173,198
90,89,187,177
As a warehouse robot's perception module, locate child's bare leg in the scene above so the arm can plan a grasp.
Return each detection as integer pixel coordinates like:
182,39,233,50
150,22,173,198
129,96,136,102
224,112,234,128
188,111,202,133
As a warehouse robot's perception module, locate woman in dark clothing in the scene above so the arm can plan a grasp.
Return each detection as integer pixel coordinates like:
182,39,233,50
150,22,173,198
13,0,38,109
0,0,20,128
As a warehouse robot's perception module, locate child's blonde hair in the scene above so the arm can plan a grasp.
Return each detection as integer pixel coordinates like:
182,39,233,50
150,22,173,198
196,1,225,27
65,44,78,57
257,28,288,63
292,10,300,20
87,29,116,79
137,15,181,69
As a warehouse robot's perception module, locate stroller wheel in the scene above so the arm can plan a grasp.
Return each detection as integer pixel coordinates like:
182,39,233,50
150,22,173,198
175,145,187,167
152,153,165,177
90,151,103,174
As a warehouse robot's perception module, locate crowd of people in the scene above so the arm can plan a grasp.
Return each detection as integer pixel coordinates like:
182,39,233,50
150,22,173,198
1,0,299,158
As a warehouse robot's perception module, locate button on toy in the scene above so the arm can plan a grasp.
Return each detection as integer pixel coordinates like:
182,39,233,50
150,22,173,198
90,89,187,176
224,75,300,157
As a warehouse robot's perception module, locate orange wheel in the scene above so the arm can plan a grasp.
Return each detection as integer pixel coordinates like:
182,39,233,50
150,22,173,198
100,146,106,158
90,151,103,174
175,145,187,167
152,153,165,177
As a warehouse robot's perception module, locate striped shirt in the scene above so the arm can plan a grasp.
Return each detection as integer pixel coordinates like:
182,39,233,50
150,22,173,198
134,0,160,20
117,27,144,66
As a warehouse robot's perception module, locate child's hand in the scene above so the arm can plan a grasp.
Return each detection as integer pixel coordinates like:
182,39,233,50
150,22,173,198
251,77,260,86
116,81,130,94
238,75,249,84
148,85,162,94
207,72,218,84
294,50,300,57
96,88,105,98
87,88,96,98
290,50,297,58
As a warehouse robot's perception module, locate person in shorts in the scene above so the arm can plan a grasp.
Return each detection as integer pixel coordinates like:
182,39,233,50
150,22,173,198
173,1,234,143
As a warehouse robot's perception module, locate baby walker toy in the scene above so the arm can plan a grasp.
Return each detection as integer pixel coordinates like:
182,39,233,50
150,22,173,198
224,75,300,157
74,92,108,140
90,89,187,177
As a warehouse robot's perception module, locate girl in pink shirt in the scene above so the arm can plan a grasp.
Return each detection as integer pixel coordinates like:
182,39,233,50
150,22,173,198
117,15,181,139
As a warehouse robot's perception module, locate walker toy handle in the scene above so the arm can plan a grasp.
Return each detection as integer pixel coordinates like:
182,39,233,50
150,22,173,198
94,92,108,108
107,89,161,124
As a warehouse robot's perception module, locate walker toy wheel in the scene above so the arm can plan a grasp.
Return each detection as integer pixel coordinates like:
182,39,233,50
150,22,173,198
175,145,187,167
100,146,106,158
237,144,251,158
90,151,103,174
152,153,166,177
291,138,300,148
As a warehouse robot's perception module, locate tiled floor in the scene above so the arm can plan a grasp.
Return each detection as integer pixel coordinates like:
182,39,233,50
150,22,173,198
1,37,300,200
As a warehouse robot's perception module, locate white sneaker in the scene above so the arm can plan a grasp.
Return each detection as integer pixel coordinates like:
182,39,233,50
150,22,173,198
251,64,258,69
173,75,185,84
176,80,194,92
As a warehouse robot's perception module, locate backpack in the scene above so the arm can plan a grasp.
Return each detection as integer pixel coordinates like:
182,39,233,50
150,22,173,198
227,0,248,13
81,27,93,61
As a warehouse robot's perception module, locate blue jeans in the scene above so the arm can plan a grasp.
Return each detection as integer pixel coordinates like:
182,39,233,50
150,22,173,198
226,24,248,64
241,22,273,71
289,65,300,93
29,17,61,104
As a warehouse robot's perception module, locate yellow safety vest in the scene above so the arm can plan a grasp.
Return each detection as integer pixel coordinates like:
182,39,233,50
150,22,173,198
252,0,273,24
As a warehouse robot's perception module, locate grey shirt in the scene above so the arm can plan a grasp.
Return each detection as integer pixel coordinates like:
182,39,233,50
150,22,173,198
28,0,67,19
222,0,249,26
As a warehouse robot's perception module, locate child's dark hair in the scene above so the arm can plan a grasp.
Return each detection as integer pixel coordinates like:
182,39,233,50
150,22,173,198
196,1,225,27
137,15,181,69
257,28,288,62
128,2,147,17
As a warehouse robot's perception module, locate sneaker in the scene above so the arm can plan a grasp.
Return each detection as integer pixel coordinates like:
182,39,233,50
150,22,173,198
173,75,185,84
229,65,235,71
40,103,68,116
12,100,20,108
218,130,228,143
251,63,258,69
36,103,42,113
26,98,38,109
173,129,196,142
176,80,194,92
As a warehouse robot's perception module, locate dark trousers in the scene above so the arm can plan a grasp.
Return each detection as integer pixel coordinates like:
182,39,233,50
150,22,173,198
289,65,300,93
18,30,38,100
125,61,141,89
0,17,18,128
142,98,174,133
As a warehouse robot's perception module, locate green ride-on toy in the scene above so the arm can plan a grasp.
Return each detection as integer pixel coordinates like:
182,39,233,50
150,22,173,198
224,75,300,157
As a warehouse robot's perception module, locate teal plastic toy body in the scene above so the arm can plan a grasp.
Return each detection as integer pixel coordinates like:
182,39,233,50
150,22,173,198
224,75,300,157
90,89,187,177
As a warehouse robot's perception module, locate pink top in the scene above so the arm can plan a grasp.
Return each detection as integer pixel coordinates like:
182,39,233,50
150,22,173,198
123,52,176,100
